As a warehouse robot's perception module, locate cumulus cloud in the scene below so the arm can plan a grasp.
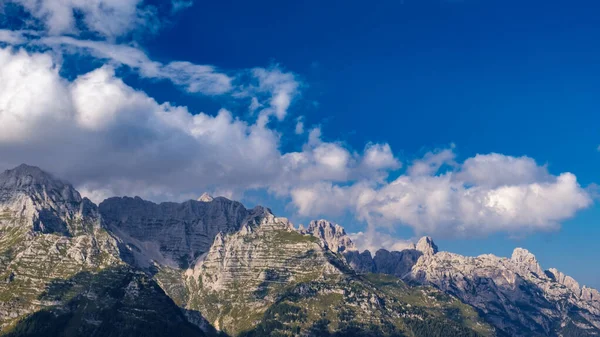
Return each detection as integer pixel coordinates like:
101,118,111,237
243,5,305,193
291,150,592,238
249,67,300,122
362,143,401,171
407,148,456,176
349,231,416,253
0,46,592,240
0,47,73,142
457,153,551,187
0,46,395,206
0,0,593,241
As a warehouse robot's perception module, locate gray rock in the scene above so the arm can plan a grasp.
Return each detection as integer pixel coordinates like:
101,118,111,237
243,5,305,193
304,219,357,253
416,236,438,256
343,250,375,273
407,246,600,336
197,193,214,202
99,195,252,269
0,164,101,236
0,165,121,329
372,249,423,278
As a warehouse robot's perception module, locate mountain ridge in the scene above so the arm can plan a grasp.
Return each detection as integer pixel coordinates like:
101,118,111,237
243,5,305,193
0,164,598,337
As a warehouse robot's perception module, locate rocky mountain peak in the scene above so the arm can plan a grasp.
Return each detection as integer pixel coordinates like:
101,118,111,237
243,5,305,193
582,286,600,302
0,164,81,202
511,247,535,261
416,236,438,255
0,164,96,236
1,163,54,183
197,192,214,202
546,267,581,294
511,247,545,276
305,219,357,253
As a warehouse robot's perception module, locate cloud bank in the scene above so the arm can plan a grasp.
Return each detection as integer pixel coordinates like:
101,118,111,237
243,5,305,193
293,151,591,238
0,46,393,203
0,0,594,248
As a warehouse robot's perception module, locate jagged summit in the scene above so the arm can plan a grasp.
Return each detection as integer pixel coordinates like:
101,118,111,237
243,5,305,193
547,267,581,294
305,219,357,253
197,192,214,202
0,164,97,236
416,236,438,255
0,164,71,191
4,163,48,177
0,164,82,205
409,245,600,336
511,247,535,261
511,247,545,276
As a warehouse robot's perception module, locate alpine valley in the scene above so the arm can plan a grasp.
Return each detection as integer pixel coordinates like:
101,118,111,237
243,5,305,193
0,164,599,337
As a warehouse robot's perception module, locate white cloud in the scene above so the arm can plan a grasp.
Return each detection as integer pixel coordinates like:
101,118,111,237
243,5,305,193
251,67,300,122
290,183,352,216
0,2,593,241
6,0,153,38
0,29,27,44
407,148,455,176
457,153,551,188
40,37,233,95
362,143,401,171
34,37,301,119
161,61,233,95
349,231,415,253
0,47,73,142
0,46,396,208
291,150,592,238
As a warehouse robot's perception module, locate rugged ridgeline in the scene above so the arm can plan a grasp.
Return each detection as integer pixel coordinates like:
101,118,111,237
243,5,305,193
181,214,493,336
408,248,600,336
0,165,494,337
316,221,600,336
0,165,599,337
0,165,205,336
98,194,250,269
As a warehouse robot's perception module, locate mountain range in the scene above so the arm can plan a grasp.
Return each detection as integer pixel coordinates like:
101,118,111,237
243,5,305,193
0,164,598,336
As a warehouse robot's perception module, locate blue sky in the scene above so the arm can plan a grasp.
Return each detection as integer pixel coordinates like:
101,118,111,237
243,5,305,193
0,0,598,288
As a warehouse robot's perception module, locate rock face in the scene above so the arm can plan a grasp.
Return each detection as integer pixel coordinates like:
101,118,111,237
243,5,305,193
341,235,437,279
416,236,438,256
303,219,357,253
0,165,122,330
340,233,600,336
546,268,581,294
99,196,250,269
372,248,423,278
0,164,101,236
343,250,376,273
182,210,494,337
197,193,214,202
408,245,600,336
